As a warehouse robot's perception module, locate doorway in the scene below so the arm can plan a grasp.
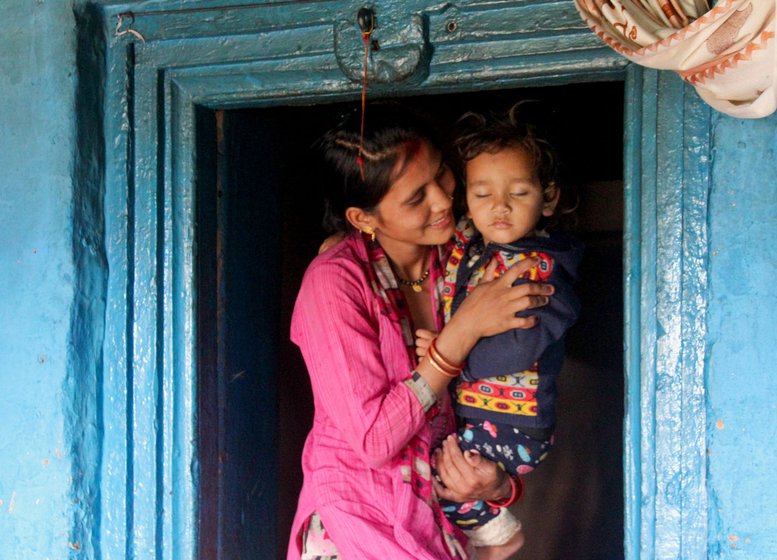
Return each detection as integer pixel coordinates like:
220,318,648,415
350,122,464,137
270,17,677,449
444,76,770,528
196,80,624,559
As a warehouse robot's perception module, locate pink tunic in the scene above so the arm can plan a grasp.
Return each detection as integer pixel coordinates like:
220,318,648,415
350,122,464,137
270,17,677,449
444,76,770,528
287,234,460,560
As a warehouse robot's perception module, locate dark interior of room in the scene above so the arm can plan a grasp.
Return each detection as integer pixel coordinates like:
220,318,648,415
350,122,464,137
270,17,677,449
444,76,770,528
196,80,625,560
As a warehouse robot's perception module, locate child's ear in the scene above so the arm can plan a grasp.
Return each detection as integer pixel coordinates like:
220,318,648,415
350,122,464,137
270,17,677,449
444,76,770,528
542,182,561,217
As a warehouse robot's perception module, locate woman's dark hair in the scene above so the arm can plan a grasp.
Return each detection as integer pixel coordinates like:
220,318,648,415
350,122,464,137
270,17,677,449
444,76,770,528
452,101,575,231
317,101,443,233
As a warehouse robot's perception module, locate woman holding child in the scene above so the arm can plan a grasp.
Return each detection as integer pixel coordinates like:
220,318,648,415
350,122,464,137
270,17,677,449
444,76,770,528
286,103,557,560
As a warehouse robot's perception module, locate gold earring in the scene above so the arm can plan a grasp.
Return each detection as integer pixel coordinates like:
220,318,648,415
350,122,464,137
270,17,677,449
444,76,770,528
363,226,377,243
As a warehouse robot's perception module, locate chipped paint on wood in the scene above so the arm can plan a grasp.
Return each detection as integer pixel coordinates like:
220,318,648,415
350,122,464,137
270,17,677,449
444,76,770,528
2,1,777,558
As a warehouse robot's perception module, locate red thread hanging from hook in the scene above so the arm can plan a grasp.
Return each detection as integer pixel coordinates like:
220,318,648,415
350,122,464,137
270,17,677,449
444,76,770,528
357,8,375,180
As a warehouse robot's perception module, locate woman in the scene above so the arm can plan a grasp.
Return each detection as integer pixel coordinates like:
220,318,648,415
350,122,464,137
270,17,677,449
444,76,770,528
287,103,554,559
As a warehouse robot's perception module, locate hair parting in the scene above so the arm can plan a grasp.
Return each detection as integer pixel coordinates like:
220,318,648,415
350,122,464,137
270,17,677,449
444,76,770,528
316,102,443,233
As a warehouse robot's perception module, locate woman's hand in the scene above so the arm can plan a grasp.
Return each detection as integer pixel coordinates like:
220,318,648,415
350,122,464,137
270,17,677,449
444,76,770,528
414,256,553,394
454,256,553,339
434,256,554,366
432,434,511,503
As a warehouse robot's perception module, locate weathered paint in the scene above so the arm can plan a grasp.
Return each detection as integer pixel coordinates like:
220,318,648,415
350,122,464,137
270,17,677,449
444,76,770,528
0,0,81,557
1,0,776,558
624,66,713,560
95,3,626,558
706,112,777,558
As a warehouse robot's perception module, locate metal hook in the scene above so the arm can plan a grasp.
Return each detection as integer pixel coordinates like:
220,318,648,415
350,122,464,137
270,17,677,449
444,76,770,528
357,7,375,37
115,12,146,43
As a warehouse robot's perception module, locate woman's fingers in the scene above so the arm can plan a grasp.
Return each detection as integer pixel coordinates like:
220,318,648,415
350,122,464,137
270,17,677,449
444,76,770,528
482,257,500,283
434,435,497,502
463,448,484,468
436,438,466,486
446,256,555,340
499,255,540,284
481,281,552,335
433,474,461,502
502,280,554,320
482,255,536,285
442,435,470,470
508,315,540,330
508,283,554,311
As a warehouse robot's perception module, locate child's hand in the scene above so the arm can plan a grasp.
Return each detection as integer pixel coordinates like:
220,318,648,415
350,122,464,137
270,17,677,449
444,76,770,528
318,232,346,254
415,329,437,358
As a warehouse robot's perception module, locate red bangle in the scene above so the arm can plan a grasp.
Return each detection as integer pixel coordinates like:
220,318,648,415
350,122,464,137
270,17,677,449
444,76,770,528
428,338,463,377
486,474,524,508
427,353,460,378
429,338,463,371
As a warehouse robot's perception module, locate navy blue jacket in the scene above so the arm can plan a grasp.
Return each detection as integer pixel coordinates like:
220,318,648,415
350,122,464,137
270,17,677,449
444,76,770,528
447,224,583,430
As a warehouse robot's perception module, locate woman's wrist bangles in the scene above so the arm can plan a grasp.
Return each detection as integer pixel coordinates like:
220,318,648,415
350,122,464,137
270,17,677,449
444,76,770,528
486,474,524,508
427,338,463,378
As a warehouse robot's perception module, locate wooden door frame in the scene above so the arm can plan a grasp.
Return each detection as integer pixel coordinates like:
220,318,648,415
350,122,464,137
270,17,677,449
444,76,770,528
83,1,712,558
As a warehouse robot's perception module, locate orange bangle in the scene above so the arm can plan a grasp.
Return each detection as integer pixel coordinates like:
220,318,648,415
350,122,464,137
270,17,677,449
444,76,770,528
429,339,463,376
427,352,460,378
486,475,524,508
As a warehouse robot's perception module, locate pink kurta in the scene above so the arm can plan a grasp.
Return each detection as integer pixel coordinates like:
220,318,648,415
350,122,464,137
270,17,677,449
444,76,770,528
287,233,461,560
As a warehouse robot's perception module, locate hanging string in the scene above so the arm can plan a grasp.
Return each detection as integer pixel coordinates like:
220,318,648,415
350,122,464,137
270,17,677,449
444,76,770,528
115,12,146,43
356,8,375,180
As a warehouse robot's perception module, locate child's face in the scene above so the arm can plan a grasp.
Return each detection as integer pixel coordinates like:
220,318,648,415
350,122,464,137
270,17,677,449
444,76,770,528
465,146,557,245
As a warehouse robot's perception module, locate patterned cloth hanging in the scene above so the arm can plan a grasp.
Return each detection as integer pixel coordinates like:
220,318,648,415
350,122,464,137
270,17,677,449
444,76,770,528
574,0,776,118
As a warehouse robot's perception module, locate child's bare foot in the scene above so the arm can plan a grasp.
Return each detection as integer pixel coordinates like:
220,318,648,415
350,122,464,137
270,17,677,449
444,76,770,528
474,529,525,560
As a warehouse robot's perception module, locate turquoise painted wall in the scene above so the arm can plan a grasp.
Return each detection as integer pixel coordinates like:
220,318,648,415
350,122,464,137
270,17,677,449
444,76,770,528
0,0,82,556
0,1,776,558
707,113,777,557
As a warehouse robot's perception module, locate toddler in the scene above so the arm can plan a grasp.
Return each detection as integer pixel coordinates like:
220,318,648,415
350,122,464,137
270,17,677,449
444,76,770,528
419,106,583,545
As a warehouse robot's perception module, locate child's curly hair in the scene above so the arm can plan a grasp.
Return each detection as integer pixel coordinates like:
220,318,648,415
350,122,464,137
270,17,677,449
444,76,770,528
452,101,575,231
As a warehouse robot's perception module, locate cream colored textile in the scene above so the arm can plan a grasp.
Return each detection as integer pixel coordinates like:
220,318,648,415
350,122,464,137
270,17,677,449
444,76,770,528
463,508,522,548
575,0,776,118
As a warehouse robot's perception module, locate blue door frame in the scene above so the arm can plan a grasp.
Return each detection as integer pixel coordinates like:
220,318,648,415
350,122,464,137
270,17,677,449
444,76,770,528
84,1,712,558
